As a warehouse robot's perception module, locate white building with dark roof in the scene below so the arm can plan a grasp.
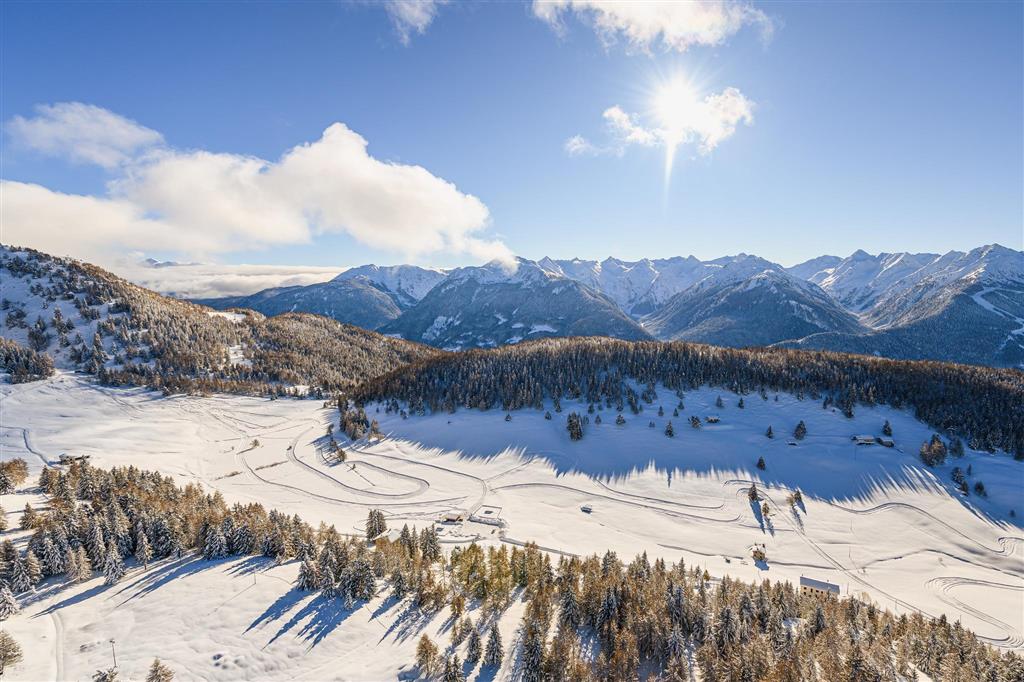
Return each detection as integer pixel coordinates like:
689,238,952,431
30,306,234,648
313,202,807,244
800,576,840,598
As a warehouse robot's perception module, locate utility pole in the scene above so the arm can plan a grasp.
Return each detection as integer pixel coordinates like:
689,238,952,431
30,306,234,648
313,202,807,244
110,638,117,669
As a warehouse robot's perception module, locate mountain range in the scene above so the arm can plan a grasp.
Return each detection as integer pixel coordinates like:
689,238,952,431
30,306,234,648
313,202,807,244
194,244,1024,367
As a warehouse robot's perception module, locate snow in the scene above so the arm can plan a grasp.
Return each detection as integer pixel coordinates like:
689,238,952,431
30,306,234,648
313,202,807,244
207,310,247,323
527,324,556,334
1,373,1022,679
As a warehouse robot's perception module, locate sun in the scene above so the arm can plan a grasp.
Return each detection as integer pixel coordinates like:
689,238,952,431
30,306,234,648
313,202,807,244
651,76,699,187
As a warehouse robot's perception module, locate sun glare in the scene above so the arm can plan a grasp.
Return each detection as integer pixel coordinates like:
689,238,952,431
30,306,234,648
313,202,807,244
652,76,699,187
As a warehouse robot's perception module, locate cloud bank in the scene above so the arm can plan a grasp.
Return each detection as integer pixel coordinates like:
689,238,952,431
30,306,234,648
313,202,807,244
3,103,509,268
532,0,773,52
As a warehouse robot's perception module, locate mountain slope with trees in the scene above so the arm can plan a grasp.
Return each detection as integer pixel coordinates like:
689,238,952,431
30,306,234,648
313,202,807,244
353,337,1024,455
0,246,439,395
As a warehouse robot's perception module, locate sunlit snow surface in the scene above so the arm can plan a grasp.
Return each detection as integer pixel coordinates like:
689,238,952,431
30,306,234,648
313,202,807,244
2,372,1021,680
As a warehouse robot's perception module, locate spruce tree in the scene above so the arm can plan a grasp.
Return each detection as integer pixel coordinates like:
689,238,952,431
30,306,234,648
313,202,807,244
466,628,482,664
0,586,19,620
146,658,174,682
483,623,503,667
0,631,23,675
794,421,807,440
103,539,125,585
134,532,152,570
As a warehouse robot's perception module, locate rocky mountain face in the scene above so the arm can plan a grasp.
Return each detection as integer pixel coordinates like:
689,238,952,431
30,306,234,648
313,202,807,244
179,244,1022,367
643,261,865,346
779,245,1024,366
378,258,650,349
195,264,446,329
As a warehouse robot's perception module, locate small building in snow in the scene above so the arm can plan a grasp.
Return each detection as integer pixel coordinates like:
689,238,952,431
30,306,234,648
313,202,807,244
705,415,720,424
441,511,465,523
853,435,876,446
59,453,91,465
800,576,840,598
876,437,895,448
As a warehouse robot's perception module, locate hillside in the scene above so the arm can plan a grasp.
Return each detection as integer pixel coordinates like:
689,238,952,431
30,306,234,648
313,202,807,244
195,277,405,330
354,336,1024,455
0,246,439,394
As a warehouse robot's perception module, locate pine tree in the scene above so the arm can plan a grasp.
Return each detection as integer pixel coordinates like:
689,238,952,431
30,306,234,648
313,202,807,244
203,526,227,560
665,421,675,437
134,532,152,570
560,586,581,629
483,623,503,667
9,555,32,593
794,421,807,440
766,425,774,439
19,503,37,530
146,658,174,682
756,456,766,470
416,635,439,677
443,654,465,682
0,471,12,495
466,628,482,664
566,412,584,441
0,631,22,675
882,420,892,437
103,539,125,585
75,546,93,582
0,586,19,620
297,559,319,590
24,550,42,586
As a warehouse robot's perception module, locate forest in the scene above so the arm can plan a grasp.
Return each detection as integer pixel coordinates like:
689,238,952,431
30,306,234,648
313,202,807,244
353,337,1024,456
8,459,1022,681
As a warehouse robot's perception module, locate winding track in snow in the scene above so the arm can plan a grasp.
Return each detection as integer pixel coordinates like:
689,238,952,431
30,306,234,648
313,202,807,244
926,576,1024,648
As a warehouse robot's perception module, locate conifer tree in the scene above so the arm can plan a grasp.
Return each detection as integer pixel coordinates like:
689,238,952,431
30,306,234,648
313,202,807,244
75,546,93,582
466,628,482,664
134,532,152,570
146,658,174,682
0,631,22,676
9,555,32,593
0,586,19,620
103,539,125,585
483,623,503,667
766,425,773,439
794,421,807,440
416,634,439,677
665,421,675,437
882,420,892,437
19,503,37,530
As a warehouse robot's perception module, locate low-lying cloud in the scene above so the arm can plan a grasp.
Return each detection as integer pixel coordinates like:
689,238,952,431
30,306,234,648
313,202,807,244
3,103,510,268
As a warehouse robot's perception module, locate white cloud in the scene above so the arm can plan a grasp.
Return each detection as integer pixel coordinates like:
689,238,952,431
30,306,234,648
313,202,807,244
3,104,509,267
113,260,343,299
566,87,754,159
603,106,658,147
533,0,773,52
383,0,448,44
6,102,163,168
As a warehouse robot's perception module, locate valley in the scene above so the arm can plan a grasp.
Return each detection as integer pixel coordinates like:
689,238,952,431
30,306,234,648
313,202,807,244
3,371,1021,679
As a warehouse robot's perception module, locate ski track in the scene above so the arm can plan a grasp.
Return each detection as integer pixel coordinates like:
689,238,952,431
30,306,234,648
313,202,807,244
51,610,65,682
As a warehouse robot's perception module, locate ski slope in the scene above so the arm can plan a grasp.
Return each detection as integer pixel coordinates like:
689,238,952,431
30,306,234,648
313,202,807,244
1,372,1021,680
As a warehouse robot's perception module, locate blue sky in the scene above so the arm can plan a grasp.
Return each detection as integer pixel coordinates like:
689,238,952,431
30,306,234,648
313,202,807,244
2,0,1021,274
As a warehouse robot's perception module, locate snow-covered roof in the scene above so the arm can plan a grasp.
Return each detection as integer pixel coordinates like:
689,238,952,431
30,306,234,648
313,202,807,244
800,576,840,593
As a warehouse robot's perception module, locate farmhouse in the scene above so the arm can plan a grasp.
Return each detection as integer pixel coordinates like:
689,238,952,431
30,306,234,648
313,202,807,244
853,435,876,446
876,437,895,447
800,576,840,598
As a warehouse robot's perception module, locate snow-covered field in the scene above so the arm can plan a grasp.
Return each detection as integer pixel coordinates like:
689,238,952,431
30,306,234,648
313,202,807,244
2,372,1022,680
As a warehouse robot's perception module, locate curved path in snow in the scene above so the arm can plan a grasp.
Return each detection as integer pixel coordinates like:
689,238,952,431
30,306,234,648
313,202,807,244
925,576,1024,648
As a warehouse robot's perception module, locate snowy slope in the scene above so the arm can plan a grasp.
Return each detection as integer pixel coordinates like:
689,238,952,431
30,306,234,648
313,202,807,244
380,258,650,349
1,372,1021,680
643,263,864,346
